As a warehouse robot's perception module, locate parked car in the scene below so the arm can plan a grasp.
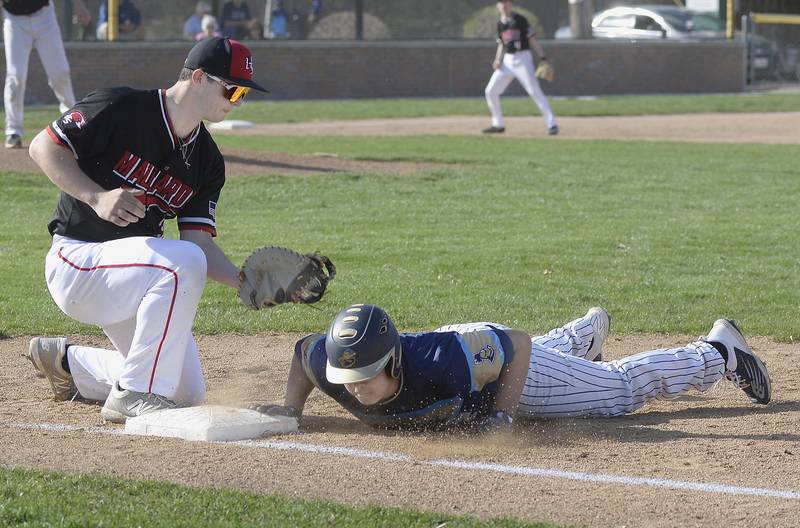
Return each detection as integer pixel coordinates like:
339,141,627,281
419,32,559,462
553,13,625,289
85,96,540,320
555,5,723,40
555,4,784,81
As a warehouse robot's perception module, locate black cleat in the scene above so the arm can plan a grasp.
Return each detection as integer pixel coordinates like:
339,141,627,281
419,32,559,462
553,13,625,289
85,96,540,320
5,134,22,148
482,126,505,134
707,319,771,404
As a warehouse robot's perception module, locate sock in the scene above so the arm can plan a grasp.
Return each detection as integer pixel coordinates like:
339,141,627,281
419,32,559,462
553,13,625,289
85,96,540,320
708,341,728,364
62,345,72,373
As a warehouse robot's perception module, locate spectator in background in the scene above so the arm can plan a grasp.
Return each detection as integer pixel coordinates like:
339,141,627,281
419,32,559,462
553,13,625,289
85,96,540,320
220,0,252,40
270,0,288,38
196,14,221,41
183,1,211,40
246,18,264,40
72,0,94,41
96,0,142,40
288,6,307,39
309,0,322,23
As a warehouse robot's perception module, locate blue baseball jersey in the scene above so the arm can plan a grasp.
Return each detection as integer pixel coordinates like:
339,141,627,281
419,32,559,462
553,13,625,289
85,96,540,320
295,327,514,430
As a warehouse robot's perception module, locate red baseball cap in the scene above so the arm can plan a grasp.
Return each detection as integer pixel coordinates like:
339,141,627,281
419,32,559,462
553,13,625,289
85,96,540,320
184,36,269,92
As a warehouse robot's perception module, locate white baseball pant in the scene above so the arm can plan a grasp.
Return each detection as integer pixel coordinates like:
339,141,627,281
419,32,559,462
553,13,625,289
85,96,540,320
438,313,726,418
484,49,556,129
3,3,76,137
45,235,208,405
519,316,726,417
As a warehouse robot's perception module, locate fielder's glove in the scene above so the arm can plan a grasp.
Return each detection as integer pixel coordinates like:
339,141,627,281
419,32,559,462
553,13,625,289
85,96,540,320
535,60,555,82
238,246,335,309
247,403,301,419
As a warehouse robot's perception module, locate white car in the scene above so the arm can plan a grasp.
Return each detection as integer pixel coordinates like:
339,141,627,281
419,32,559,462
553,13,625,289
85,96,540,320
554,4,784,81
555,5,723,40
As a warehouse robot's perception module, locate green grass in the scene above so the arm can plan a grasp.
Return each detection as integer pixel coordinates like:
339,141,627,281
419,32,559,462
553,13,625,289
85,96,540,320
3,98,798,526
0,467,554,528
11,91,800,141
2,136,799,339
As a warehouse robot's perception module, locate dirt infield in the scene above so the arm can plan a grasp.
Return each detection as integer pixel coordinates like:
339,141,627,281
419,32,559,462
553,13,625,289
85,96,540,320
1,332,799,527
3,113,797,179
3,113,800,527
0,145,444,177
219,113,800,145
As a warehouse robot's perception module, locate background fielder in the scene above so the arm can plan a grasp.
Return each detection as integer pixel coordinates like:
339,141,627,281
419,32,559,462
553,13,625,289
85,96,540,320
2,0,90,149
483,0,558,136
252,305,771,431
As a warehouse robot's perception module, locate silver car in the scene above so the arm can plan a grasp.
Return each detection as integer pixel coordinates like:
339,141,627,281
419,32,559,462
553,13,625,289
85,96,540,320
555,5,723,40
555,5,785,81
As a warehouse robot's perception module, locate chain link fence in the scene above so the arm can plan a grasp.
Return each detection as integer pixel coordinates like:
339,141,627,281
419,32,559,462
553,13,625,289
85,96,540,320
54,0,565,42
48,0,800,92
742,12,800,85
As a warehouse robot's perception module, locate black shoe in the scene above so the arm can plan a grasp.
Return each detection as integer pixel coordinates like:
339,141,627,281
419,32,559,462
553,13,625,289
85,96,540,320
548,126,559,136
707,319,771,404
482,126,505,134
5,134,22,148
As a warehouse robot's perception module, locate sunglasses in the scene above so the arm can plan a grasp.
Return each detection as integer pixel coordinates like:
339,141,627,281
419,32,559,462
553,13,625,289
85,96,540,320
205,73,250,103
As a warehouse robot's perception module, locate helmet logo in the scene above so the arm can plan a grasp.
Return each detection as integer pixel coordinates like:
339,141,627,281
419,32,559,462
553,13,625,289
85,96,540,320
339,349,357,368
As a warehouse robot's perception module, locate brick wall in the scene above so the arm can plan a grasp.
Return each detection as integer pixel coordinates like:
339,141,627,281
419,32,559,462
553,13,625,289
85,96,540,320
0,39,745,105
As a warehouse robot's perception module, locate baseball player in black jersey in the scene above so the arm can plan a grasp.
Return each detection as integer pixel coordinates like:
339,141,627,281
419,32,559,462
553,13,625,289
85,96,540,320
483,0,558,136
251,305,771,433
25,37,268,424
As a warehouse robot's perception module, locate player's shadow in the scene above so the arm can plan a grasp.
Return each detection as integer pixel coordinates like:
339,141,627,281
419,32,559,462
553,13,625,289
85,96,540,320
224,154,340,174
515,400,800,444
296,399,800,442
299,415,414,437
298,415,489,439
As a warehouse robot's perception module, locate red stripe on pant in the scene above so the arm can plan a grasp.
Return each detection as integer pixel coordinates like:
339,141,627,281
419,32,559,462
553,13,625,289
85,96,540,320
57,247,178,394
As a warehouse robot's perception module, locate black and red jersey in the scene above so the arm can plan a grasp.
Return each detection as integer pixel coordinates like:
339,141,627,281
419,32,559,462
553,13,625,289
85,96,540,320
497,13,535,54
47,87,225,242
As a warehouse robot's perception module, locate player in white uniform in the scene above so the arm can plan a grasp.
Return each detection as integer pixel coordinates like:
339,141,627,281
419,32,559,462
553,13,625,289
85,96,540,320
254,306,771,432
438,308,771,419
2,0,90,149
483,0,558,136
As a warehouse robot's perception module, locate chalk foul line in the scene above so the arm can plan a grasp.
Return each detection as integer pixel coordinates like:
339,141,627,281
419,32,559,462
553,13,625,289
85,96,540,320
9,422,800,500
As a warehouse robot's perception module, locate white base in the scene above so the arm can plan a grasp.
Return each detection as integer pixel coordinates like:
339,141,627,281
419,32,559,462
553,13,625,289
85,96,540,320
208,119,255,130
124,405,297,442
